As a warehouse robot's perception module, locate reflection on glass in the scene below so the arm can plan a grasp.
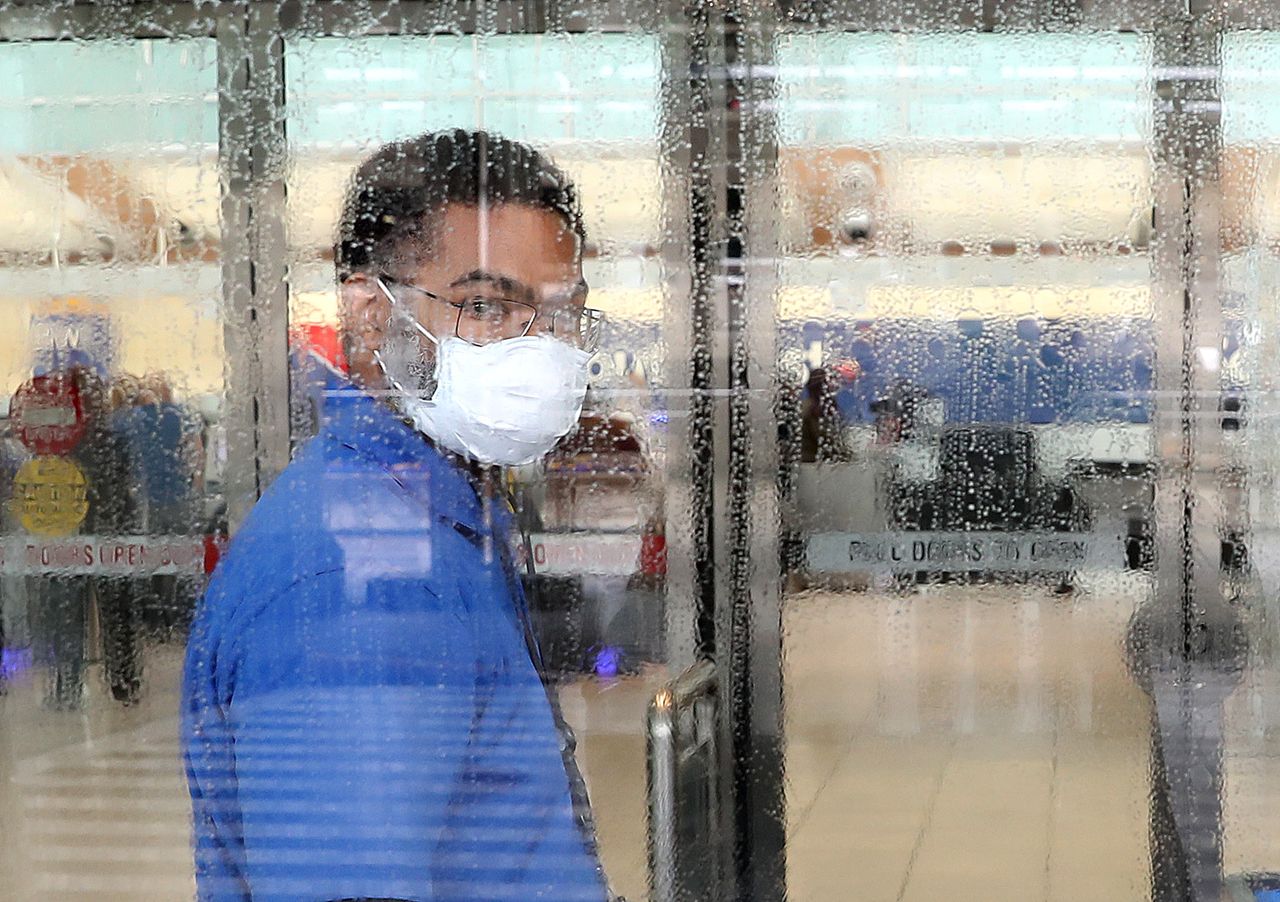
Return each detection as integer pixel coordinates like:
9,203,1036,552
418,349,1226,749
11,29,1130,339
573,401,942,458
6,8,1279,902
1218,32,1280,891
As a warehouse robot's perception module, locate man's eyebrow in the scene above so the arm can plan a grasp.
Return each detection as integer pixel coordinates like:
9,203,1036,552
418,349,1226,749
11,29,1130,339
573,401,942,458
448,270,588,304
448,270,532,300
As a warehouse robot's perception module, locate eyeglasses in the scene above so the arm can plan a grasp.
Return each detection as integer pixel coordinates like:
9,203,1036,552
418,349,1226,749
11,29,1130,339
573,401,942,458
380,274,606,352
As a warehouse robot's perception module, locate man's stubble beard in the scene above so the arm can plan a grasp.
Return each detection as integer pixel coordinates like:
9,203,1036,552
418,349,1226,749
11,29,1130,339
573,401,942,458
378,324,438,411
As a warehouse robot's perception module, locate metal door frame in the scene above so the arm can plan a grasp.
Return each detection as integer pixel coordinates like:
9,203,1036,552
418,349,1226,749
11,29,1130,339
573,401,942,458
269,4,753,897
716,8,790,901
267,4,761,897
4,0,744,893
11,1,1262,898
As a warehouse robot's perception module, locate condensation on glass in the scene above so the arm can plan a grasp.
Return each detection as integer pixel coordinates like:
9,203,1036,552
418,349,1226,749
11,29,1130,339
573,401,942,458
277,25,685,902
0,33,222,898
1,3,1279,902
0,5,692,902
766,14,1280,902
1217,31,1280,897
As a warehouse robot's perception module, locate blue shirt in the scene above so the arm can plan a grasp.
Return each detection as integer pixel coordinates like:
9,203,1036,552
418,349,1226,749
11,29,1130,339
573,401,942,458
182,382,607,902
112,402,195,508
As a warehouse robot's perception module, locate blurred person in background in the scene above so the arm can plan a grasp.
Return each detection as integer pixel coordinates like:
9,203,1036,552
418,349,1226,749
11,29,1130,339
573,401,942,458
0,400,28,695
183,129,614,902
26,366,139,709
113,371,203,638
800,361,859,463
78,367,144,705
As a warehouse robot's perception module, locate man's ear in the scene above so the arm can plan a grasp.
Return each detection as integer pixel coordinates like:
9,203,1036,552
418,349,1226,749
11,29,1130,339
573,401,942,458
339,272,392,358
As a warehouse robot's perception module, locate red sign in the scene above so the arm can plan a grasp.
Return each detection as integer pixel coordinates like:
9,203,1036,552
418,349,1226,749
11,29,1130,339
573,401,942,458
290,323,349,374
11,374,87,456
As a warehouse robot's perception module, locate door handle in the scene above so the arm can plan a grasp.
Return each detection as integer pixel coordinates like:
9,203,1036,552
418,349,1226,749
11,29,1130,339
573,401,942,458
647,659,719,902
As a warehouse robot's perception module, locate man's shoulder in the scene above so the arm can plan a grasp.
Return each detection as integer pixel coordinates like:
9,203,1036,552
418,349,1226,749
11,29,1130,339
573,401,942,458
251,430,412,518
207,431,449,597
208,439,364,576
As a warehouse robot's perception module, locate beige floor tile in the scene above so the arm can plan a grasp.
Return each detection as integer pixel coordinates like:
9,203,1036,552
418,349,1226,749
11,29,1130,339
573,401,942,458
789,835,920,902
557,668,669,902
786,739,854,831
1048,864,1151,902
783,586,1158,902
577,734,650,902
0,645,194,902
1223,751,1280,877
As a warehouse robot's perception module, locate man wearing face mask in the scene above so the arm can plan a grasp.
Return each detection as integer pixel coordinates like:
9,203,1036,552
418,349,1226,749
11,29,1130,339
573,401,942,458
183,129,611,902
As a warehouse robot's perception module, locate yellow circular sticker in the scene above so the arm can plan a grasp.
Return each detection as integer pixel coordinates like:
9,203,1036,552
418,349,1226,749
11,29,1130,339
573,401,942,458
12,457,89,537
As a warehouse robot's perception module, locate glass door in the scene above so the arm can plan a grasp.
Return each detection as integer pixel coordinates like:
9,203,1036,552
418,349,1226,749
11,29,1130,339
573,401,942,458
768,28,1160,900
0,3,716,895
724,2,1280,900
0,4,716,900
0,10,235,900
271,5,708,902
5,2,1280,901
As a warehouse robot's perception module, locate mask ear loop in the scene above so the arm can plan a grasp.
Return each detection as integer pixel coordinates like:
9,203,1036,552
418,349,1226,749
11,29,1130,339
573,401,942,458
371,276,442,401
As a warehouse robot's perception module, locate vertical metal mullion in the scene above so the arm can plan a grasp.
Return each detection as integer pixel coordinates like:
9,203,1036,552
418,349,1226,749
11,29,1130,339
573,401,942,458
721,7,787,902
246,1,293,488
690,8,740,893
217,1,260,529
679,2,751,897
1145,7,1244,901
651,5,743,897
658,0,711,674
217,1,292,530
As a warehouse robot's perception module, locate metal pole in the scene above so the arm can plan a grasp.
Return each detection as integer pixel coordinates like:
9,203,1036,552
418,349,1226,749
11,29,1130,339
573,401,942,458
1138,5,1245,900
217,0,293,531
648,690,679,902
216,1,261,530
722,6,787,901
245,1,293,490
657,0,715,673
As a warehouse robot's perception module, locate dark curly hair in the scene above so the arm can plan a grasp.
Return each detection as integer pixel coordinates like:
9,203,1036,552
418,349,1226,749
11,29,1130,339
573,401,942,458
335,128,585,280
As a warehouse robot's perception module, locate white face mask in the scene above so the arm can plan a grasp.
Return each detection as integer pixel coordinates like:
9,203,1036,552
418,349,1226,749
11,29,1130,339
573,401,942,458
373,282,591,466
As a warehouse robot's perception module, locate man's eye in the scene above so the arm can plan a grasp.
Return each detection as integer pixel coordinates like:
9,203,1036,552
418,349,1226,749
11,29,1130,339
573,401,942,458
458,297,505,319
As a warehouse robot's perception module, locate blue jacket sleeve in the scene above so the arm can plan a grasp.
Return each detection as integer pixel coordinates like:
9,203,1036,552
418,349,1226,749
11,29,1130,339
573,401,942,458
431,618,608,902
183,573,252,902
185,567,480,902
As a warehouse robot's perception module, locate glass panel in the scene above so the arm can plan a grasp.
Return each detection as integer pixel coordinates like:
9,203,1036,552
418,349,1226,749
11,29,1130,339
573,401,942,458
771,27,1164,901
2,13,696,899
1218,31,1280,895
271,24,685,902
12,7,1278,902
0,36,223,898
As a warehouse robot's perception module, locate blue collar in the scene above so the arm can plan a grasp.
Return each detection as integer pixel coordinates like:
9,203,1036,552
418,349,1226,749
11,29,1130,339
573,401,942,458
316,382,485,534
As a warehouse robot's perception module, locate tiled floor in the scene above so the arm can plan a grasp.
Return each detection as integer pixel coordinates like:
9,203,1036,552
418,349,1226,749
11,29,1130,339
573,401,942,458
782,581,1157,902
0,646,195,901
2,578,1278,900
